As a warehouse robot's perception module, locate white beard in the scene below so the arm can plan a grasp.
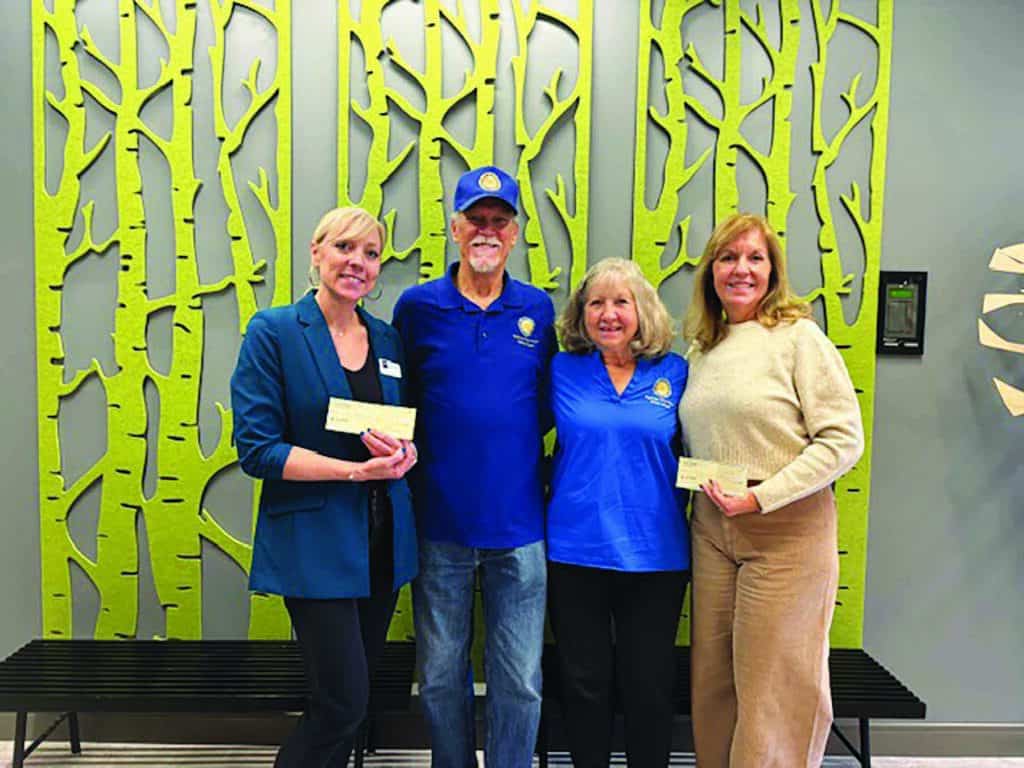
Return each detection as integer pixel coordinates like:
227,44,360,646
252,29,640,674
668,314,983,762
467,253,502,274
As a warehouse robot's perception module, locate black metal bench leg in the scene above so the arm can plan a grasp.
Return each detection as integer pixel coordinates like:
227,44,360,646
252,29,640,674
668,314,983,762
366,714,377,754
13,711,27,768
859,718,871,768
829,720,863,766
68,711,82,754
353,718,367,768
537,711,548,768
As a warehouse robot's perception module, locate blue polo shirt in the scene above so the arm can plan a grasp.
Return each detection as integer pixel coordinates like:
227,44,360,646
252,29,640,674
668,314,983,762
393,264,556,548
547,350,691,571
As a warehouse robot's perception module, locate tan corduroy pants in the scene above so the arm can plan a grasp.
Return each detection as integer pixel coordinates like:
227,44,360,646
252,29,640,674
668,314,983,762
690,487,839,768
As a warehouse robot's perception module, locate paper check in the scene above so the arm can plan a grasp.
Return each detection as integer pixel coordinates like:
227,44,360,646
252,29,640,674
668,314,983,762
676,458,748,496
325,398,417,441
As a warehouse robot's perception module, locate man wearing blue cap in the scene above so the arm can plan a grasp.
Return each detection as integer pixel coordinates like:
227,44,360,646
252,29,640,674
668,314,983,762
393,166,556,767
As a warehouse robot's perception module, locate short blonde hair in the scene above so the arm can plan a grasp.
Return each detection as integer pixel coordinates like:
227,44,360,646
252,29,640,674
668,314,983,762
684,213,810,352
558,258,676,359
308,207,386,288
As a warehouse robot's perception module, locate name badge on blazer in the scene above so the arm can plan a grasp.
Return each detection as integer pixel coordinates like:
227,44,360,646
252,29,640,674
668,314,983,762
379,358,402,378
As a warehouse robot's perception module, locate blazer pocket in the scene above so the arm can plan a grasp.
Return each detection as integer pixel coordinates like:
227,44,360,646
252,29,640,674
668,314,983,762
261,487,327,517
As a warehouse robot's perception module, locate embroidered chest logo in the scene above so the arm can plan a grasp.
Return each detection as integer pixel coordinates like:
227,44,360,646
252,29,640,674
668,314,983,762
645,377,675,409
514,315,540,349
478,172,501,192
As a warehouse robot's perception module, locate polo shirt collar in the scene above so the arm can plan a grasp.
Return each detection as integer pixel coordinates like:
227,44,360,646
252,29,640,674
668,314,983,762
589,348,655,376
439,262,526,311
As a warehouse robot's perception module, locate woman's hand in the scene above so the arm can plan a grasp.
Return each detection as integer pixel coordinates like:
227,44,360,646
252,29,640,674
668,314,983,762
701,479,761,517
349,436,418,481
394,439,417,476
361,429,401,457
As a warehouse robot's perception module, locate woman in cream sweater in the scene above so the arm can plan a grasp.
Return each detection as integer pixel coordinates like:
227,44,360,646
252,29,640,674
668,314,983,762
678,213,864,767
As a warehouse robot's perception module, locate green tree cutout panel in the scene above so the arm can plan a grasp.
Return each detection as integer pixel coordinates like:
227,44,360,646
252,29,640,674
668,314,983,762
633,0,893,647
336,1,593,642
338,0,592,289
33,0,292,641
34,2,891,649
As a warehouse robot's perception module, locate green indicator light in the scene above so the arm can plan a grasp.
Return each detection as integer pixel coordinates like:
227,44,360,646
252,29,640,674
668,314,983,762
888,288,914,299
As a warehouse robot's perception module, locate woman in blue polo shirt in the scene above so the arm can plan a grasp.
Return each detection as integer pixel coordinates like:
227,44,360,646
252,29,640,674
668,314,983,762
230,207,418,768
547,258,690,768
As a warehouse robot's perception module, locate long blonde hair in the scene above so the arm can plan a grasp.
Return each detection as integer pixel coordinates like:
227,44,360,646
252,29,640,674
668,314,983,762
308,207,386,288
684,213,810,352
558,258,676,359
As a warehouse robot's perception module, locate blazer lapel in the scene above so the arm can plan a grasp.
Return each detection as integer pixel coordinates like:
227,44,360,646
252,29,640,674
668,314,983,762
359,305,401,407
297,292,353,400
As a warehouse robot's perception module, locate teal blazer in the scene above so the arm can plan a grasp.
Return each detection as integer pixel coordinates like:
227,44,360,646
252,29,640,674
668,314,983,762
230,292,417,598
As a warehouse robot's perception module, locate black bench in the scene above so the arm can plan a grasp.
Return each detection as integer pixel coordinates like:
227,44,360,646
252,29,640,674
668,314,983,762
537,645,926,768
0,639,416,768
2,640,923,767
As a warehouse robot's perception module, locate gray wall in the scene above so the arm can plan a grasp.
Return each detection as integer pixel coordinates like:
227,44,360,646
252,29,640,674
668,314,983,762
864,0,1024,722
1,0,41,664
0,0,1021,725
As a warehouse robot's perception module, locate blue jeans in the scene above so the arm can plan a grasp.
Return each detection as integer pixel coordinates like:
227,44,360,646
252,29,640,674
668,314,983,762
413,539,546,768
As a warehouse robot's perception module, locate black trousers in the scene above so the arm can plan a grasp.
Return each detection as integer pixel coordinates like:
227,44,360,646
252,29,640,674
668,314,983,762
547,562,689,768
276,590,398,768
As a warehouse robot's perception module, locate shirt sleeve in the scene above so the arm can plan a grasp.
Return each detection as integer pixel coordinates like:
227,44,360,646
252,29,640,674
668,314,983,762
673,356,689,459
230,312,294,480
752,322,865,513
537,297,558,436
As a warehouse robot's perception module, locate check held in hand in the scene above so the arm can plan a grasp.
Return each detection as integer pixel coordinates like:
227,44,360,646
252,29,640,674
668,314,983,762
676,458,748,497
325,398,417,441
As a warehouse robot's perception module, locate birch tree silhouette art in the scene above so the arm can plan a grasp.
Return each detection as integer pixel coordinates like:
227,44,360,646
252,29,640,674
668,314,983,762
33,0,292,640
632,0,893,646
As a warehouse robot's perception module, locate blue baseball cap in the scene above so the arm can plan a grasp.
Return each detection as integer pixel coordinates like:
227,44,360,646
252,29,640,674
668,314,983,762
453,166,519,214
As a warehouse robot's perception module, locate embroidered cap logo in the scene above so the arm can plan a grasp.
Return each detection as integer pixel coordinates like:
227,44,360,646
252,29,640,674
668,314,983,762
478,172,502,192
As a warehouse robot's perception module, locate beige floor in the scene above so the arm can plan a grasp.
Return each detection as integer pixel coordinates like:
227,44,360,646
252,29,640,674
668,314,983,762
1,744,1023,767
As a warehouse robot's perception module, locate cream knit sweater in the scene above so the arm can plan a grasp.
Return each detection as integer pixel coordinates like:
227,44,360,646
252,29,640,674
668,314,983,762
678,318,864,513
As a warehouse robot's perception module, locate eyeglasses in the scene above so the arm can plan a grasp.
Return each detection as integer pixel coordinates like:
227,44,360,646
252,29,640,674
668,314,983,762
463,214,514,231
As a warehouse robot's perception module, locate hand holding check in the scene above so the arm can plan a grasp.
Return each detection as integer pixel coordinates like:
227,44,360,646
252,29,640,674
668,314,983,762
676,458,761,517
324,399,419,482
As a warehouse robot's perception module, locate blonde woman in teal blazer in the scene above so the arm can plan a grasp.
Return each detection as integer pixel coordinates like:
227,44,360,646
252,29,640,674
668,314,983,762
231,207,417,767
